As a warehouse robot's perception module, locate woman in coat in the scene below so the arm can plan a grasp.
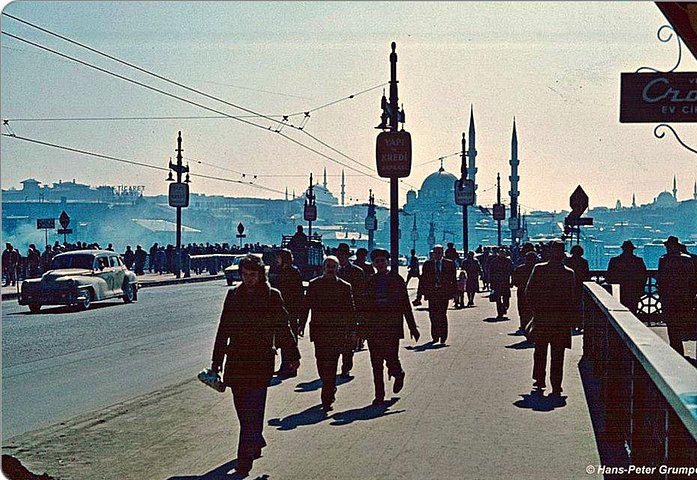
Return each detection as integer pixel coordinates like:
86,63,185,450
211,254,300,476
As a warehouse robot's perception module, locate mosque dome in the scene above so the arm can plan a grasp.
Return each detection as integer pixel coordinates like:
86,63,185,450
418,165,458,205
655,191,677,207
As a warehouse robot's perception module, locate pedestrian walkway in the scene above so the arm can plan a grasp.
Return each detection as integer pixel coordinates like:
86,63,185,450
3,291,600,480
0,271,224,301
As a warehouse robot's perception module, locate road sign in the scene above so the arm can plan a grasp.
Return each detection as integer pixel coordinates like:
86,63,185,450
59,211,70,229
304,203,317,221
492,203,506,221
57,228,73,235
236,222,246,238
565,216,594,226
376,130,412,178
569,186,588,217
365,215,377,231
620,72,697,123
37,218,55,230
169,182,189,208
454,179,475,206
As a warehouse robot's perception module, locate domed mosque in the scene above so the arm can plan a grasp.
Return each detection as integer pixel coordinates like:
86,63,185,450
404,160,459,214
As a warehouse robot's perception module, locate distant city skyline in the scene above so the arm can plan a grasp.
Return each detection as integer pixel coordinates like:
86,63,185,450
2,2,697,212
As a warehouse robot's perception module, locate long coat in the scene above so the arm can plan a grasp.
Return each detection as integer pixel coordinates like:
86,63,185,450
524,261,579,349
302,275,356,345
271,265,304,319
362,272,418,341
420,258,457,301
338,262,366,316
461,258,481,293
657,252,697,339
212,283,300,388
606,252,647,311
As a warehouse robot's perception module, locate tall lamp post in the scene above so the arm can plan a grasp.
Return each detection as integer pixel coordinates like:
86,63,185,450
166,131,190,279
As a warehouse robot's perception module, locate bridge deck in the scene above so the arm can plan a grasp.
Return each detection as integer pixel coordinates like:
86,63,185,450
5,289,601,480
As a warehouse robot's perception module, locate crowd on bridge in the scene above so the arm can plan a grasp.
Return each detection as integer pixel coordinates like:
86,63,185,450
206,234,697,476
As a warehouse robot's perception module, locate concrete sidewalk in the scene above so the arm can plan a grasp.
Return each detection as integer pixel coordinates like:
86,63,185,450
1,271,225,302
2,293,601,480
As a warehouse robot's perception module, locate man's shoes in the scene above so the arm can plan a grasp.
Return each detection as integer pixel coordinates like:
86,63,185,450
393,371,405,394
236,458,252,476
321,403,334,412
339,371,351,379
412,299,422,306
371,397,385,406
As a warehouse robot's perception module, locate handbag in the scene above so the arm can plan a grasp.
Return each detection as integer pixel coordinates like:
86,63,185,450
197,368,226,393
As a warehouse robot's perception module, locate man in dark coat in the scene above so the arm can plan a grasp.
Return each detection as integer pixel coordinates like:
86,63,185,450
301,256,356,411
354,247,376,277
133,245,147,275
564,244,590,330
657,236,697,356
489,249,514,319
123,246,135,270
362,249,420,404
419,244,457,344
270,249,304,378
26,244,41,278
445,242,460,266
211,254,300,476
512,251,538,333
606,240,647,314
40,245,53,273
460,251,482,307
406,248,420,288
525,240,579,395
335,243,366,378
2,243,19,286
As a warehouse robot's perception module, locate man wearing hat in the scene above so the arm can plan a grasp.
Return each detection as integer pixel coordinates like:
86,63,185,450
606,240,647,314
362,249,420,405
270,249,304,378
419,244,457,344
354,247,376,277
334,242,366,378
657,236,697,356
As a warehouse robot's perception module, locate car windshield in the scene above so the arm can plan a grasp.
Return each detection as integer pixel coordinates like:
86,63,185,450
50,254,95,270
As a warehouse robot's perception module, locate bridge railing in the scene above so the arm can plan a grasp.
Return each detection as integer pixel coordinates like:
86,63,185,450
589,269,662,324
583,282,697,476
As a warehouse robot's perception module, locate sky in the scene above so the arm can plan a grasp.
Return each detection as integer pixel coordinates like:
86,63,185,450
1,1,696,212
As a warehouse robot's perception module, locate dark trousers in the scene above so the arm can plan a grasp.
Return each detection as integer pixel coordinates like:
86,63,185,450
532,342,566,391
516,291,531,331
280,318,299,371
314,343,341,405
428,298,449,343
230,383,268,462
493,288,510,317
368,338,402,400
340,346,354,375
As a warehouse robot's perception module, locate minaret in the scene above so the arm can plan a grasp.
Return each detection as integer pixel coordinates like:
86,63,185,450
673,175,678,200
340,170,345,206
323,167,328,189
509,117,520,244
693,180,696,200
285,187,289,201
632,193,636,208
467,105,478,204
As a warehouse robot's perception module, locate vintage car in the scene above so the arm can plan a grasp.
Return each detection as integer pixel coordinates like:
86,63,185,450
19,250,138,313
223,254,269,286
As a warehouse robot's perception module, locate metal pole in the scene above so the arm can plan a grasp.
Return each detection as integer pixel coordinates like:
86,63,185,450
496,172,502,247
389,41,400,271
461,132,468,254
368,190,375,252
175,131,183,278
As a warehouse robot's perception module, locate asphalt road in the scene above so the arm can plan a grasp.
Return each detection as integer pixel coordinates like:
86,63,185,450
2,280,231,438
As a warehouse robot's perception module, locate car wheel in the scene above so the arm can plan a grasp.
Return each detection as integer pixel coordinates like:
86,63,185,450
122,281,135,303
28,303,42,313
78,289,92,311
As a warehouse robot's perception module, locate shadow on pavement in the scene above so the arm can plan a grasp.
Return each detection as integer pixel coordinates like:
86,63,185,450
267,404,331,431
513,389,567,411
505,339,534,350
578,357,630,474
7,302,123,316
483,316,510,323
405,341,449,352
330,398,404,426
167,459,270,480
294,374,353,393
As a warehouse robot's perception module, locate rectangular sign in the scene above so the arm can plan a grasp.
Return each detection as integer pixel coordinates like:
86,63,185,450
304,203,317,221
376,130,412,178
37,218,55,230
168,182,190,208
492,204,506,221
565,216,594,226
620,72,697,123
454,179,475,206
57,228,73,234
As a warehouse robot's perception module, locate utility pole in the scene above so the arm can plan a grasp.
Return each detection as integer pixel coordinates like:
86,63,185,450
411,213,418,252
460,132,468,253
366,189,376,252
168,131,190,279
496,172,502,247
304,173,316,238
389,42,400,270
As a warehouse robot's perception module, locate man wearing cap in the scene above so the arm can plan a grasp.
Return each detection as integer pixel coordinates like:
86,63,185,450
606,240,647,314
301,256,356,411
334,243,366,377
657,236,697,356
420,244,457,344
525,239,579,396
362,249,420,405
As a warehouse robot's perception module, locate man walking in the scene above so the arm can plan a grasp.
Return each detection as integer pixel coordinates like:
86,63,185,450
302,256,356,411
460,251,482,307
2,243,19,286
354,248,376,277
525,240,579,396
406,249,420,288
363,249,420,405
606,240,647,314
271,249,304,378
489,249,514,319
335,243,366,378
657,236,697,356
420,245,457,344
512,251,539,333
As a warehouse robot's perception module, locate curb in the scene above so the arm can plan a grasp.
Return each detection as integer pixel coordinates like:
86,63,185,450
1,274,226,303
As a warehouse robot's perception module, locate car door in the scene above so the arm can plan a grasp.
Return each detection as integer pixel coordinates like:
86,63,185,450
110,255,126,295
94,255,114,296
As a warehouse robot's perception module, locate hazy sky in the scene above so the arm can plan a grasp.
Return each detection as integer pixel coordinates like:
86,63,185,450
2,1,696,212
